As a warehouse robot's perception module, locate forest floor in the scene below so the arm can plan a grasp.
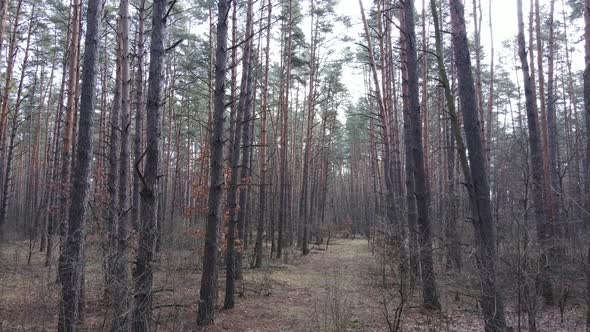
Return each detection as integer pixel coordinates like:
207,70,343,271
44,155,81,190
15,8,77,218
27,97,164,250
0,237,587,331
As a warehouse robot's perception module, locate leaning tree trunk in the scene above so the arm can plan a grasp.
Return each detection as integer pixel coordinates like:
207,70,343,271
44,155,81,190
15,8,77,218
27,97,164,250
449,0,507,331
57,0,103,327
197,0,231,326
131,0,167,327
402,0,440,311
359,0,408,279
431,0,472,272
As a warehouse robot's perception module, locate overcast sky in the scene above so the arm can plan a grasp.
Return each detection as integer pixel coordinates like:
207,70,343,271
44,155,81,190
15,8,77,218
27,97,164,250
329,0,583,116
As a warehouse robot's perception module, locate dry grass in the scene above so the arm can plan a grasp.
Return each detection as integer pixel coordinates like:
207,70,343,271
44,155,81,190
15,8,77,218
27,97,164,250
0,238,587,331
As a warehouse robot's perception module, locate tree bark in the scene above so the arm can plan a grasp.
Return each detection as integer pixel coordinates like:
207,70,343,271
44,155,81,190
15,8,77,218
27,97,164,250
518,0,554,307
472,0,486,171
254,0,272,269
402,0,440,311
112,0,131,326
197,0,231,326
278,0,293,259
431,0,470,272
421,0,430,188
58,0,82,239
132,0,146,233
0,0,22,234
131,0,167,327
534,0,556,232
1,3,33,234
0,0,24,230
546,0,560,241
584,0,590,329
46,47,69,266
449,0,507,330
360,0,409,279
300,0,318,256
398,1,419,284
486,0,495,182
106,15,122,313
57,0,103,327
0,0,10,65
236,43,255,281
224,0,253,309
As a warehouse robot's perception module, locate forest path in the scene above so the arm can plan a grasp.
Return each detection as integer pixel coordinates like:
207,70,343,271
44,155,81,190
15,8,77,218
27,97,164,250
0,237,385,331
203,238,386,332
3,235,585,330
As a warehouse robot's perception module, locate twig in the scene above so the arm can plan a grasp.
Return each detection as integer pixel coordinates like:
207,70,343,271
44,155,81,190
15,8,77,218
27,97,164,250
135,148,148,189
153,303,190,309
165,39,183,53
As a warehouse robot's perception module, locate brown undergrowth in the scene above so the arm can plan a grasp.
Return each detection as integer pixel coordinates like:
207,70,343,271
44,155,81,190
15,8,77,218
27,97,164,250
0,238,586,331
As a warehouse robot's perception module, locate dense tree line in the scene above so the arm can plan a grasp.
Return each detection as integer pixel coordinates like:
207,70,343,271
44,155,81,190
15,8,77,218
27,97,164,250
1,0,590,330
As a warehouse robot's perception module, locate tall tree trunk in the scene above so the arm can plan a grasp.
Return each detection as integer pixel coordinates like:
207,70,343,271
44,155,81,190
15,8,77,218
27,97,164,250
486,0,495,183
0,0,26,230
131,0,167,327
402,0,440,311
301,0,318,256
278,0,293,259
431,0,470,272
546,0,560,245
224,0,253,310
254,0,272,269
197,0,231,326
112,0,131,327
132,0,146,233
421,0,430,188
0,0,22,235
9,2,35,233
236,44,255,281
518,0,554,307
227,0,238,179
57,0,103,327
534,0,556,231
563,0,582,224
46,49,69,266
398,2,419,284
0,0,9,63
584,0,590,329
449,0,507,330
162,56,176,232
58,0,81,239
360,0,410,281
106,16,122,312
37,56,56,252
472,0,486,170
